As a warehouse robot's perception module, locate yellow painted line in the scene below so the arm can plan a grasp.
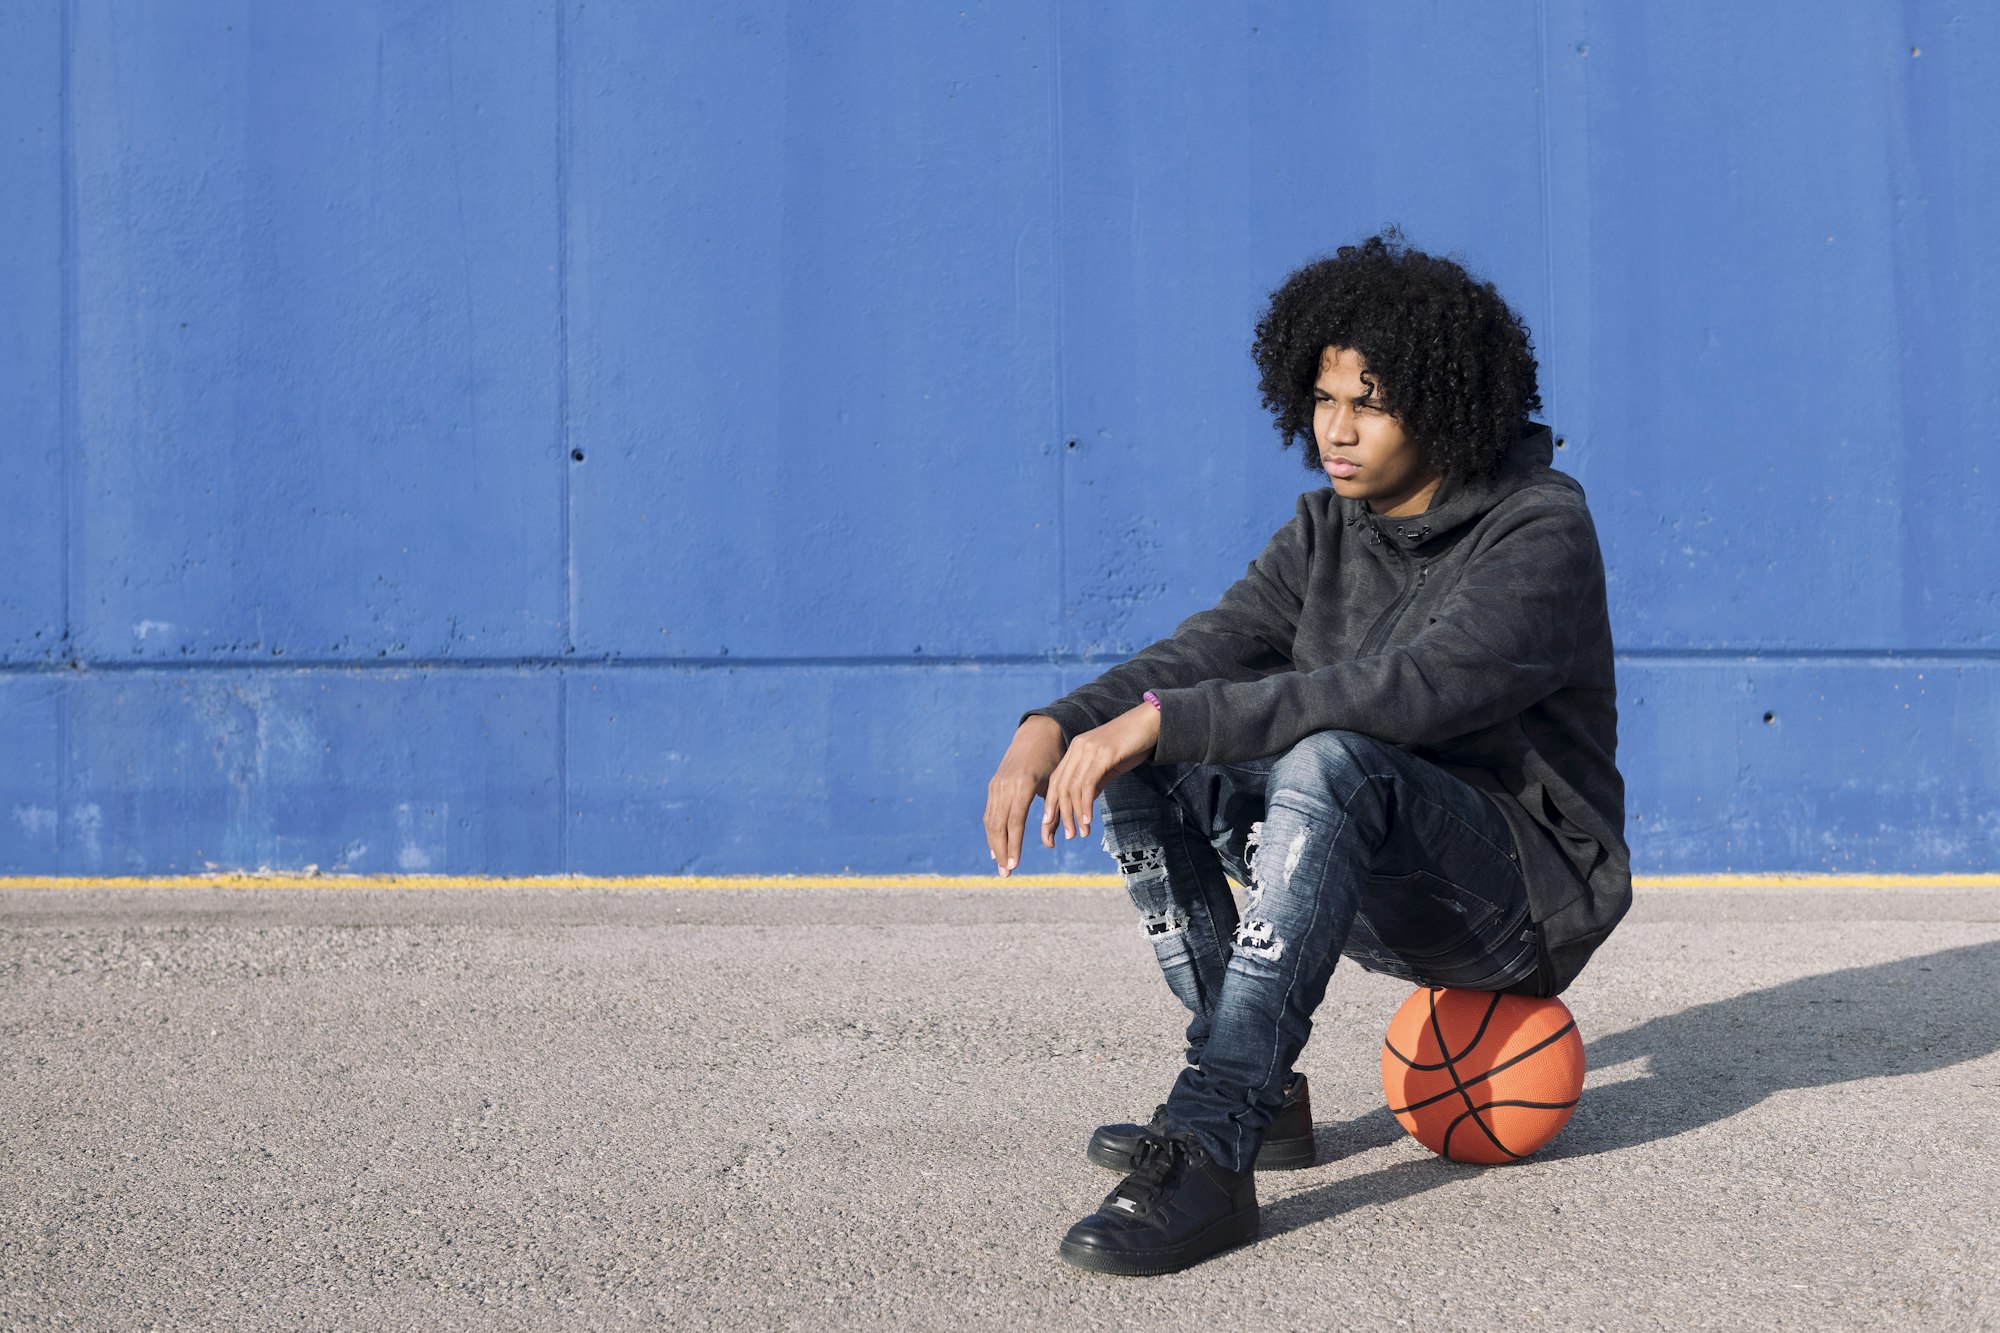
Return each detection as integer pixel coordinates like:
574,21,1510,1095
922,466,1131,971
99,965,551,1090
1,872,1997,891
1638,873,2000,889
0,873,1125,891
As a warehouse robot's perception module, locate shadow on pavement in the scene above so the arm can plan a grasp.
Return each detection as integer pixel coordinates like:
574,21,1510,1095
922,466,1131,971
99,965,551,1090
1266,938,2000,1238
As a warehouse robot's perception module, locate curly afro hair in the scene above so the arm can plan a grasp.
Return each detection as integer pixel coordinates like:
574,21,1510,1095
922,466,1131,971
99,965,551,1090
1251,230,1542,484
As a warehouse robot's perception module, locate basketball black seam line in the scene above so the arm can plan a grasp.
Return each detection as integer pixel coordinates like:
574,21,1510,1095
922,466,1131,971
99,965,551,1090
1446,1099,1579,1154
1385,1020,1578,1115
1447,988,1504,1064
1443,1105,1529,1161
1434,995,1518,1160
1383,987,1504,1071
1429,990,1516,1160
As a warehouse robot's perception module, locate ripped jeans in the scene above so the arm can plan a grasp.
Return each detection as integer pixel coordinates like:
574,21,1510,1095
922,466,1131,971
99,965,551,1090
1098,728,1540,1173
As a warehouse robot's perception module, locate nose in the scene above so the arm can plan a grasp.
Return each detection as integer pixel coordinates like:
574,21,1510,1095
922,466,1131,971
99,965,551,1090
1324,403,1358,448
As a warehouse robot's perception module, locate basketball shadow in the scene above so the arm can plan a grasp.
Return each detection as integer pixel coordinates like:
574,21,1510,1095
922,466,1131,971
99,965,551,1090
1264,938,2000,1238
1308,1105,1411,1160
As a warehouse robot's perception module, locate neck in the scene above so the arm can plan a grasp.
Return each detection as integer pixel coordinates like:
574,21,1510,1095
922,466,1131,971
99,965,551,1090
1368,472,1444,518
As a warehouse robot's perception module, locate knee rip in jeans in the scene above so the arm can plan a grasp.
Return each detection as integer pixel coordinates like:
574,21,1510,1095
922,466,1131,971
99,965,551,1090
1108,842,1168,884
1243,820,1311,913
1241,821,1267,910
1280,823,1309,882
1140,908,1189,940
1232,916,1284,962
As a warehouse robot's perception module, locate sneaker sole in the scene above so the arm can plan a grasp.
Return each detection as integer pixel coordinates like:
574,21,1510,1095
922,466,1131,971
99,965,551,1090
1087,1135,1316,1173
1250,1134,1317,1171
1057,1209,1261,1277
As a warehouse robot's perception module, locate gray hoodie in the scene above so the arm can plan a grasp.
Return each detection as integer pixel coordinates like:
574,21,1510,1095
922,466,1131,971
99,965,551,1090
1022,423,1630,996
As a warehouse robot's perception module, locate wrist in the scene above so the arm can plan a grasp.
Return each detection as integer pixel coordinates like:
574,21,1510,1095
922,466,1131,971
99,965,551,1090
1020,712,1069,745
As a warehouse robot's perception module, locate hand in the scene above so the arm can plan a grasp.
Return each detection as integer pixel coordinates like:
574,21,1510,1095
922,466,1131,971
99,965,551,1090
1039,702,1161,848
984,716,1067,877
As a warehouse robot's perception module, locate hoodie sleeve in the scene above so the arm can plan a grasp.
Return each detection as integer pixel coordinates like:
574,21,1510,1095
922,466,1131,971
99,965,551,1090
1017,496,1311,742
1148,497,1596,766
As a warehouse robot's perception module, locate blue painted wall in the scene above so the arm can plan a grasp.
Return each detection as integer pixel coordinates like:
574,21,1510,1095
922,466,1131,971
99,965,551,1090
2,2,1995,875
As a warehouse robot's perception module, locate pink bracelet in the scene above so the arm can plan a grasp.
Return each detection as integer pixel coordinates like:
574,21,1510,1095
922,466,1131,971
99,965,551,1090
1142,690,1162,711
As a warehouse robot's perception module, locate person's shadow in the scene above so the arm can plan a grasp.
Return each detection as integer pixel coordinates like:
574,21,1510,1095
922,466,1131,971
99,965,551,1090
1265,938,2000,1237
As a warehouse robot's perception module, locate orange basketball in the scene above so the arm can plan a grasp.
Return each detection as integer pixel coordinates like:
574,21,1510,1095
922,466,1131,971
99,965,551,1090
1379,986,1585,1164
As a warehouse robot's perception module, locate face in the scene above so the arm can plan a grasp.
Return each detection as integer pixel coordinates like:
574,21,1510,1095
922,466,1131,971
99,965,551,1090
1311,346,1442,518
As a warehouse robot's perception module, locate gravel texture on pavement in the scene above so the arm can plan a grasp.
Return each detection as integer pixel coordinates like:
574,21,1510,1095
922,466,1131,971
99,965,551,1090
3,884,1996,1331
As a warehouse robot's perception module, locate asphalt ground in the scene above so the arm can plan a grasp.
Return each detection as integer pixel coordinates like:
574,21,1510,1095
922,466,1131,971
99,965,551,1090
3,883,1996,1331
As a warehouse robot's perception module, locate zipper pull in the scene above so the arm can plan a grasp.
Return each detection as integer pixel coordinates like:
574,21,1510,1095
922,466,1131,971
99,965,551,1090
1417,565,1428,586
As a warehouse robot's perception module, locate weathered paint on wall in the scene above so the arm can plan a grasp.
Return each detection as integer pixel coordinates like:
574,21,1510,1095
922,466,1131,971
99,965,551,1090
2,2,1995,875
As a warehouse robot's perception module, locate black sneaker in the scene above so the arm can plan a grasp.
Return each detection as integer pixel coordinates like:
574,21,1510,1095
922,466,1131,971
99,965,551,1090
1086,1073,1316,1172
1058,1130,1259,1276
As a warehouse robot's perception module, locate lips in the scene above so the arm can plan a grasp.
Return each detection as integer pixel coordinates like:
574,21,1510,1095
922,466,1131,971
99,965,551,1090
1325,457,1359,478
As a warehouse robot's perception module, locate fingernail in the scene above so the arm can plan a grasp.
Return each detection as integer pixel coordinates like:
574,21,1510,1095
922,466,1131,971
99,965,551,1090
1005,858,1016,870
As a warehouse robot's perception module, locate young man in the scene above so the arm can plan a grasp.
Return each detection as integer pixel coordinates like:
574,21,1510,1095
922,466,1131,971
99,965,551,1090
982,233,1630,1276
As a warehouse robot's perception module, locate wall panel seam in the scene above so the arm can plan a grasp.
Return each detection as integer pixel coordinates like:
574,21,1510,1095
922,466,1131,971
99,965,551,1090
8,650,2000,678
1049,4,1069,658
554,0,573,870
1534,0,1559,411
55,0,76,868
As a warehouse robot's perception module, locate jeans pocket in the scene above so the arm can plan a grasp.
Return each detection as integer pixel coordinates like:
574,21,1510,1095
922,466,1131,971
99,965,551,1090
1416,923,1540,991
1353,869,1503,967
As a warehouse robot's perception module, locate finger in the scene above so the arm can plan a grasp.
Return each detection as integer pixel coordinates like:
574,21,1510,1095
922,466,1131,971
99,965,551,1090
1056,756,1072,840
1056,752,1088,836
996,784,1032,876
1004,791,1030,875
991,789,1022,863
1076,768,1099,840
982,795,1005,867
1039,764,1064,848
